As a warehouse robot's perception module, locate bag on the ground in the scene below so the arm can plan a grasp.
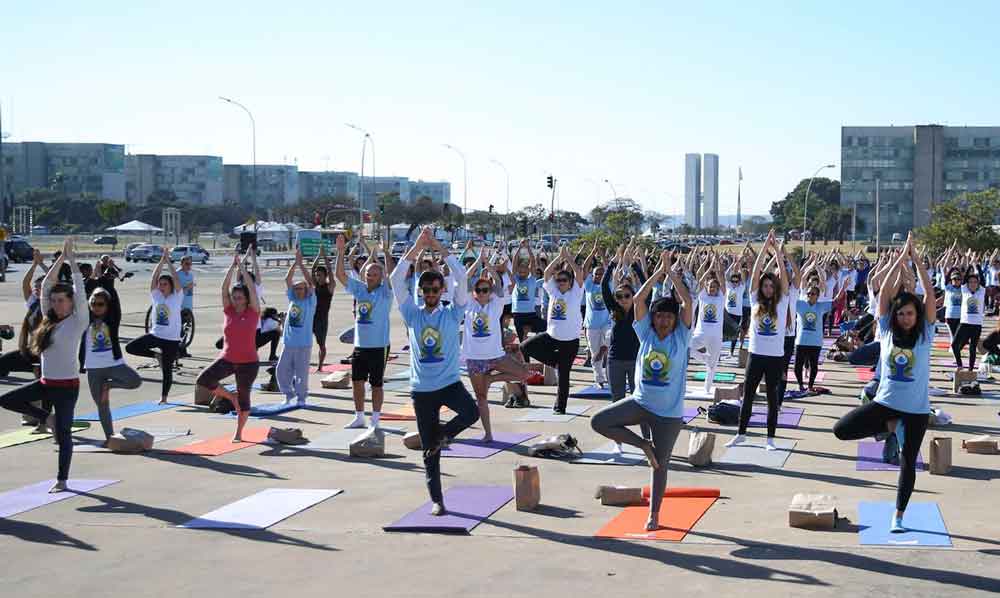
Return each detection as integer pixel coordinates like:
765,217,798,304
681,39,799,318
321,370,351,389
268,427,308,445
210,396,234,414
349,426,385,457
512,464,541,511
705,400,740,426
788,493,838,529
928,408,953,427
929,437,952,475
959,381,982,396
528,433,581,459
687,429,715,467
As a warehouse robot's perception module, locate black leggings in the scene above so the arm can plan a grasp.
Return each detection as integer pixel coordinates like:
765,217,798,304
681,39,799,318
778,335,795,401
833,401,929,511
951,323,982,370
794,345,821,389
945,318,960,338
0,349,36,377
0,381,78,480
738,353,784,437
520,333,579,411
412,381,479,503
125,334,180,398
196,358,259,411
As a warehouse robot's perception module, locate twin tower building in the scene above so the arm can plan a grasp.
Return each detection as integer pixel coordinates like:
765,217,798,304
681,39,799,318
684,153,719,229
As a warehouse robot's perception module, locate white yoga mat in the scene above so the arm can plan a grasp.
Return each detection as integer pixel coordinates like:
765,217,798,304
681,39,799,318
179,488,342,529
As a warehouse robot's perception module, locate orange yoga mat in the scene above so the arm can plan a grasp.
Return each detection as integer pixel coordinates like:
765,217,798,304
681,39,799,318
169,427,270,456
855,368,875,382
380,404,455,421
595,487,719,542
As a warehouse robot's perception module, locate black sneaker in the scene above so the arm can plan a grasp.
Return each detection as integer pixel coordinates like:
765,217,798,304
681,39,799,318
504,395,516,408
515,393,531,408
552,406,566,415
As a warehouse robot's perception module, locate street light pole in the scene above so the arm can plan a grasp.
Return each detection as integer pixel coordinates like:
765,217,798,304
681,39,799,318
802,163,836,255
346,124,373,237
443,144,467,236
489,158,509,240
219,97,256,213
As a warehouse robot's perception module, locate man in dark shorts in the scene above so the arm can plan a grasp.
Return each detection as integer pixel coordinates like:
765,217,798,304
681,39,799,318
311,246,336,370
336,235,394,429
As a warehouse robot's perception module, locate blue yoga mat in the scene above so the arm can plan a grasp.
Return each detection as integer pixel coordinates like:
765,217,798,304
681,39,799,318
569,385,611,399
250,402,300,416
858,502,951,547
77,401,179,422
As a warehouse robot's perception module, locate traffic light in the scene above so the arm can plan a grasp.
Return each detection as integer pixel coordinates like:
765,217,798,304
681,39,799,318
546,175,554,189
548,212,555,223
488,204,494,213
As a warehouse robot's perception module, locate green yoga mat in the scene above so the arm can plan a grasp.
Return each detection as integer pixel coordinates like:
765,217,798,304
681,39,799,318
0,421,91,449
692,372,736,382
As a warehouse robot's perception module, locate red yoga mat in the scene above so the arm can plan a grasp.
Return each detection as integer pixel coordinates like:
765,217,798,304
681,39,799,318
169,427,270,456
595,487,719,541
855,368,875,382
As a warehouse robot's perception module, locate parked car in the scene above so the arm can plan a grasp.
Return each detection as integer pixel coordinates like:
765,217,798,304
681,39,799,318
129,244,164,263
4,238,35,263
390,241,412,258
93,235,118,246
123,242,144,262
661,243,693,254
170,245,210,264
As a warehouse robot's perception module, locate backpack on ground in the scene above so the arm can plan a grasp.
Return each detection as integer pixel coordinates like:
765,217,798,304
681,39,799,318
703,400,740,426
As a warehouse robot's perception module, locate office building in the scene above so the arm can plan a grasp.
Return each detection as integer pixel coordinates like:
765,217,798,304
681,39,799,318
126,154,223,206
702,153,719,228
684,153,701,228
409,180,451,204
842,125,1000,240
298,170,360,201
223,164,299,209
358,176,410,212
1,141,126,200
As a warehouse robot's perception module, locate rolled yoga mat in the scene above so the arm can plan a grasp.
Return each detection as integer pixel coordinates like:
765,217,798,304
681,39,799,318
384,485,514,533
179,488,342,529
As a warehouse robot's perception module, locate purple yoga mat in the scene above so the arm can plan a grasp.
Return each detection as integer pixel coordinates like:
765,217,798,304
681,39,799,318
683,407,699,424
383,485,514,533
442,432,538,459
857,441,925,471
0,479,119,519
747,406,804,428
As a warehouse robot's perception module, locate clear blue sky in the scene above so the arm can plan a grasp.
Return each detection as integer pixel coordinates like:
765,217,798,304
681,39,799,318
4,1,1000,219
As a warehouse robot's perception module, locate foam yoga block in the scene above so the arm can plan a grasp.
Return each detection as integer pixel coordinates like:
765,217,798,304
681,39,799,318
384,486,514,533
180,488,342,529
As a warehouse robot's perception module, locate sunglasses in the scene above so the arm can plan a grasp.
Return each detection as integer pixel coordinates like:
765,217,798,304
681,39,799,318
807,292,818,297
90,301,107,307
420,286,442,295
615,293,633,300
556,278,570,284
474,287,491,294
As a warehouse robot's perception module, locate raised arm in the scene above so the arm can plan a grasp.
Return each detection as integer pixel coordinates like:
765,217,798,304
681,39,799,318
749,230,774,295
284,252,298,289
664,252,693,328
909,237,936,322
40,251,65,314
23,249,43,301
150,252,165,292
566,246,585,288
238,257,260,313
879,245,909,318
334,235,350,287
163,250,182,293
634,252,669,322
221,254,238,308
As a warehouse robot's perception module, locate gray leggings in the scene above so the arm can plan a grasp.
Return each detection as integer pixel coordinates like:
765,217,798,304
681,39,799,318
591,398,683,516
608,359,636,401
87,364,142,438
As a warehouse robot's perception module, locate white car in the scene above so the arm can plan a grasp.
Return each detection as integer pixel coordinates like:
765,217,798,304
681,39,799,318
170,245,210,264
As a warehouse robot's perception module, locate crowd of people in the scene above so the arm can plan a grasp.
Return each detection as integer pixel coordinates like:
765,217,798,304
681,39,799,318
0,227,992,533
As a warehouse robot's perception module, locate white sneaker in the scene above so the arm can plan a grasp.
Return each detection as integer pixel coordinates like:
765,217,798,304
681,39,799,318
614,442,623,453
344,414,367,429
724,434,746,448
765,438,777,451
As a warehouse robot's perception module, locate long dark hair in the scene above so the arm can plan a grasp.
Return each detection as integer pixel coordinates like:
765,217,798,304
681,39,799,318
610,282,634,322
754,272,781,322
32,283,75,355
889,291,925,349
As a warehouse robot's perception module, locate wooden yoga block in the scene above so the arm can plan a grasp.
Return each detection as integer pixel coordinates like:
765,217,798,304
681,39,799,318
713,384,743,403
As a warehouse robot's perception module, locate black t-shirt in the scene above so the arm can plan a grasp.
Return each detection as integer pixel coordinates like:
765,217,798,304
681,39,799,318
314,285,333,322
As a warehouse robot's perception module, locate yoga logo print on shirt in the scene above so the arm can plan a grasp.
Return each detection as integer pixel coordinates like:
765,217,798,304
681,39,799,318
471,310,491,337
550,298,568,320
90,322,112,353
887,347,915,382
591,291,605,311
702,303,718,323
803,311,818,331
155,304,170,327
968,297,979,314
288,303,303,328
517,284,529,301
756,311,778,336
642,349,671,386
950,291,962,307
418,326,444,363
357,300,373,324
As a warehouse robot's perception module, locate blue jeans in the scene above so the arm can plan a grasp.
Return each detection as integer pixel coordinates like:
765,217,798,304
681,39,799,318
412,381,479,503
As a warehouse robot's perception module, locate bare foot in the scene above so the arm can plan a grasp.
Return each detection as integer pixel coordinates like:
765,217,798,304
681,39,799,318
48,480,67,494
641,441,660,469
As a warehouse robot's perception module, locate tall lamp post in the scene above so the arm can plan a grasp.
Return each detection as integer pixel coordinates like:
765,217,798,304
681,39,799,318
802,163,836,255
489,158,509,240
219,96,256,214
346,123,374,236
443,143,468,236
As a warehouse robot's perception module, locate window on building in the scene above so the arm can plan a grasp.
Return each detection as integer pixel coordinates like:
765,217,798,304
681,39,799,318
857,137,869,147
974,137,990,149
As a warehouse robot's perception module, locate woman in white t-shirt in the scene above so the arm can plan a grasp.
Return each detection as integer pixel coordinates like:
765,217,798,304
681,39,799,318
463,251,530,441
125,250,183,404
85,286,141,443
520,246,586,415
690,255,727,394
727,231,790,451
951,270,986,370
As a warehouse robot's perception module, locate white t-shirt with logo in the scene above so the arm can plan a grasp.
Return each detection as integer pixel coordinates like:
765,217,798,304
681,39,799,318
748,293,790,357
463,296,506,360
961,286,986,326
85,319,124,369
150,290,184,341
694,290,725,338
543,279,584,341
724,282,745,316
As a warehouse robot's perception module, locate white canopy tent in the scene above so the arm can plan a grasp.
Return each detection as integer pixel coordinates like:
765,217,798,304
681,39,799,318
106,219,163,233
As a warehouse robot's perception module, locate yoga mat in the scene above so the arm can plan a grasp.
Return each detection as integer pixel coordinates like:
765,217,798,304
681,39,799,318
169,427,270,456
594,488,719,541
785,371,826,383
856,441,925,471
384,485,513,533
63,427,191,453
514,404,590,422
179,488,342,529
381,404,455,421
314,363,352,373
684,389,715,401
747,406,804,429
442,432,538,459
692,372,736,382
855,368,875,382
223,382,271,393
303,428,368,450
784,390,811,400
77,401,179,422
718,438,796,467
569,385,611,399
858,502,951,547
0,422,90,449
682,406,699,424
249,402,300,416
573,356,587,366
573,441,647,465
339,327,355,344
0,479,119,519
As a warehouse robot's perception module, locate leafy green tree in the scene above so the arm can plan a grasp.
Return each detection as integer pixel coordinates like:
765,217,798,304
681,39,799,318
771,177,840,231
915,189,1000,253
97,200,128,228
